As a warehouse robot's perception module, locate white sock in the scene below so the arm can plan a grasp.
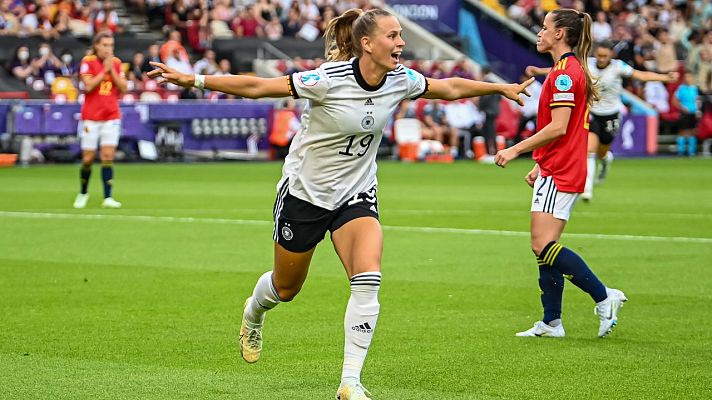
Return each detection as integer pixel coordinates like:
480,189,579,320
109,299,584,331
584,152,596,196
244,271,281,325
341,271,381,384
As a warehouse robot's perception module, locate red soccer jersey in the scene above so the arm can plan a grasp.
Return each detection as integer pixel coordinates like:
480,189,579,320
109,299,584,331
79,55,122,121
533,53,590,193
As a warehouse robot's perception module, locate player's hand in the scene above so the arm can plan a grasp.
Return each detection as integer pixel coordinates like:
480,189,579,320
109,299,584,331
666,71,680,82
525,165,539,187
148,61,194,87
501,77,534,107
103,56,113,72
524,66,540,78
494,146,519,168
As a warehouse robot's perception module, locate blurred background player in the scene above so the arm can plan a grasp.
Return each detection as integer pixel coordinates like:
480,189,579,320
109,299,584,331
527,40,677,201
495,9,627,339
674,71,700,157
73,31,127,209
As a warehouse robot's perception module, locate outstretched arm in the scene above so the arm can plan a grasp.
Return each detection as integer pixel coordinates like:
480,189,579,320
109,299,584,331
148,61,291,98
424,77,534,106
631,70,678,83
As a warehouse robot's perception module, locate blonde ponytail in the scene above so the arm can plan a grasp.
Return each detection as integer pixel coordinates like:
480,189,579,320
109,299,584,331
324,8,394,62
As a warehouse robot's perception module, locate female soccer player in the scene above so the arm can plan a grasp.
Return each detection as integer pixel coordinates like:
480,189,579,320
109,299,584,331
494,9,627,339
149,8,532,399
526,41,678,201
73,31,127,209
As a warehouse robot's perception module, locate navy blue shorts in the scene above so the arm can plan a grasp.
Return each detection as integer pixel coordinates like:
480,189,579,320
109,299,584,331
272,182,379,253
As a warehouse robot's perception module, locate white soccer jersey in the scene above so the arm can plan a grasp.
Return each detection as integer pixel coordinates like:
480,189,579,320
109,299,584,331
280,58,428,210
588,58,634,116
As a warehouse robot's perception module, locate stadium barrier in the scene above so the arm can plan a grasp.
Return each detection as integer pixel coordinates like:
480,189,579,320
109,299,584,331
1,100,273,162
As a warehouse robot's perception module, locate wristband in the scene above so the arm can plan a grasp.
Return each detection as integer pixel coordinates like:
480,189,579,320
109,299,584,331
193,74,206,89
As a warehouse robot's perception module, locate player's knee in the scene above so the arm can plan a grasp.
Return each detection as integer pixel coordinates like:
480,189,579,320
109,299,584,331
531,241,548,258
274,283,302,302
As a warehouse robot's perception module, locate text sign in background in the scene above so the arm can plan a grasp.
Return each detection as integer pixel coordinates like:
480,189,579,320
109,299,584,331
5,101,273,152
387,0,460,35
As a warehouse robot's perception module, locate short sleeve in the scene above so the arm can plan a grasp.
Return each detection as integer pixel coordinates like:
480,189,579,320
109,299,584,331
615,60,634,78
79,59,93,76
404,67,428,100
548,70,577,108
289,68,330,102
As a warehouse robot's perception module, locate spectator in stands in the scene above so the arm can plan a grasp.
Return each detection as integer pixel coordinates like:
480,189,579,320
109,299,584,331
319,6,337,34
141,43,161,73
655,29,678,73
674,71,700,156
166,47,194,74
264,15,283,41
698,49,712,92
94,1,120,33
281,7,301,37
644,80,670,114
300,0,320,22
58,49,79,77
254,0,277,25
160,30,190,63
170,0,193,39
128,50,146,83
0,0,20,36
215,58,232,75
6,45,36,83
232,5,263,38
33,43,62,85
591,11,612,42
193,49,219,75
423,100,460,158
479,68,501,155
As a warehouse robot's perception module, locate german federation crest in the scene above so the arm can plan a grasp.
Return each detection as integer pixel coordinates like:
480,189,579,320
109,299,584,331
555,74,573,91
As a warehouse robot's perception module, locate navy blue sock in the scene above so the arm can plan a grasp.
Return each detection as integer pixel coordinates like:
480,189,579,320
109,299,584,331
540,241,607,303
537,259,564,324
80,163,92,194
101,162,113,198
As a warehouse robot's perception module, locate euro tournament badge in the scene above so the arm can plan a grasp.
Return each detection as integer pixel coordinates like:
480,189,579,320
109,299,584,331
298,72,320,87
555,74,573,92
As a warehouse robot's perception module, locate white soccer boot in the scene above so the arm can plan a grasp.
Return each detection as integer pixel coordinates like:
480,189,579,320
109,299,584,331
595,288,627,338
239,297,263,363
336,380,372,400
516,321,565,337
73,193,89,209
101,197,122,208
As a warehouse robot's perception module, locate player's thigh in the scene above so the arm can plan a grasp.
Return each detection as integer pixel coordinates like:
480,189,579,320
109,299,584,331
99,119,121,154
331,216,383,278
79,120,100,153
530,212,567,256
529,175,575,255
272,242,315,298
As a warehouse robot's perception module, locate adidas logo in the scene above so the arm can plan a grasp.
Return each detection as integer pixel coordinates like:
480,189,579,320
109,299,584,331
351,322,373,333
534,198,540,204
364,98,374,106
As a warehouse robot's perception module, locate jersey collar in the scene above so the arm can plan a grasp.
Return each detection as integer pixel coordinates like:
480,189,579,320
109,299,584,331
560,52,576,60
353,58,387,92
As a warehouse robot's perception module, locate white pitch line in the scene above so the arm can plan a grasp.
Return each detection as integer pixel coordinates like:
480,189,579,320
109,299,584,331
2,211,711,244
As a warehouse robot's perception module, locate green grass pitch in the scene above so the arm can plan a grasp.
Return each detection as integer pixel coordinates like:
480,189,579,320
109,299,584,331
1,158,711,399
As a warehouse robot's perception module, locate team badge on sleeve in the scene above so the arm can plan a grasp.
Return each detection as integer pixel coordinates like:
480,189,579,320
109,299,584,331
554,74,574,92
297,72,320,87
555,74,573,91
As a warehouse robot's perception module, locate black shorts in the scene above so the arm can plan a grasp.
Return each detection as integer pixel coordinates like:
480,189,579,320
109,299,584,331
272,181,379,253
679,112,697,131
589,113,620,145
